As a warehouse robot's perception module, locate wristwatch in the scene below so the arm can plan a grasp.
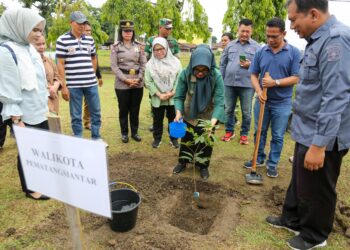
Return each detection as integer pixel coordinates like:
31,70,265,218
275,79,281,86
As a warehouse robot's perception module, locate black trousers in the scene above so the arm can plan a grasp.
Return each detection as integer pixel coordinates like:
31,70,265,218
17,120,49,193
178,121,214,169
0,102,6,147
115,88,143,136
0,102,13,147
152,105,176,140
281,142,348,244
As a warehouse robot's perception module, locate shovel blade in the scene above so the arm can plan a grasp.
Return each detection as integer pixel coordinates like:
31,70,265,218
245,173,263,185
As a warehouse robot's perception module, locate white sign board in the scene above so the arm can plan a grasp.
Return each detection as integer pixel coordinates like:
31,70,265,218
14,126,111,218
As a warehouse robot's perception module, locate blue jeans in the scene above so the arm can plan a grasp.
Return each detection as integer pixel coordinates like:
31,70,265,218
224,86,254,136
69,86,101,139
253,99,291,170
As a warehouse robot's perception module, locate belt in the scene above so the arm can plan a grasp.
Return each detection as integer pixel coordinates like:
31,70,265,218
120,68,139,75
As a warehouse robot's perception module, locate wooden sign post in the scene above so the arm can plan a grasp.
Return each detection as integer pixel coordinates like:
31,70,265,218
14,113,111,249
48,114,85,250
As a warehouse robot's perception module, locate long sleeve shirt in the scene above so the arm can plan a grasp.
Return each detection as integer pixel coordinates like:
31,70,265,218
43,56,61,114
174,68,225,125
291,16,350,151
144,67,181,108
0,43,48,125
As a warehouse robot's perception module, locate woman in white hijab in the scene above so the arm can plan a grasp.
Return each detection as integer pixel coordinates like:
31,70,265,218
0,8,50,200
145,37,182,149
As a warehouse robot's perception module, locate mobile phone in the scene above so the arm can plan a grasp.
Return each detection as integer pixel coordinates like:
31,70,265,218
239,55,246,61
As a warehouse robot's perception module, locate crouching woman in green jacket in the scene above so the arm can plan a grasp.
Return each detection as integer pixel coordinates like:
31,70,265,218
173,45,225,179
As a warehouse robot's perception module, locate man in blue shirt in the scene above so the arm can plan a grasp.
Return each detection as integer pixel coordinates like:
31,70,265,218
244,17,301,177
220,19,260,145
266,1,350,249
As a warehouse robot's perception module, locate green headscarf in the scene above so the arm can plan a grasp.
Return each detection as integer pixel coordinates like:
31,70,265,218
0,8,45,44
185,44,216,119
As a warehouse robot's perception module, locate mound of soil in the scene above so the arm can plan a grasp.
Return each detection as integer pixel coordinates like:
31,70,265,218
3,151,350,249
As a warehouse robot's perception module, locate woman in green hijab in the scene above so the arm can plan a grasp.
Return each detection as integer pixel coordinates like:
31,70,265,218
173,45,225,179
0,8,50,200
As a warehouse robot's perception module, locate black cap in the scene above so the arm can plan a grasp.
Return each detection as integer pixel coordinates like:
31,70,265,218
119,20,134,30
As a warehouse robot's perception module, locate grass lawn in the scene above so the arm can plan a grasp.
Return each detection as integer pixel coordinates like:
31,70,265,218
0,51,349,249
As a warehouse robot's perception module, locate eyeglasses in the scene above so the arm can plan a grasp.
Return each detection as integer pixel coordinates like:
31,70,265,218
165,28,172,31
193,68,209,75
153,47,165,52
266,34,282,40
123,29,133,33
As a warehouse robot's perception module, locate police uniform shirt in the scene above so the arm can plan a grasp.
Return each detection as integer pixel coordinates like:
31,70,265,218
110,41,147,90
291,16,350,151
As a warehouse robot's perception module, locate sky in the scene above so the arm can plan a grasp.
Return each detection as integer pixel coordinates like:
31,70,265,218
1,0,350,49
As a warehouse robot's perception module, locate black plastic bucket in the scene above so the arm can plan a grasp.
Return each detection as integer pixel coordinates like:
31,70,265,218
110,188,141,232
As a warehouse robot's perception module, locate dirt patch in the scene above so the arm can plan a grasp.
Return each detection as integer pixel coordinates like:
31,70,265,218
335,201,350,238
169,191,224,235
265,185,350,240
265,185,286,212
4,151,349,249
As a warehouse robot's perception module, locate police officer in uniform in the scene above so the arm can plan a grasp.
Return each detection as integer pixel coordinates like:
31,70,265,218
110,20,147,143
145,18,180,60
266,1,350,249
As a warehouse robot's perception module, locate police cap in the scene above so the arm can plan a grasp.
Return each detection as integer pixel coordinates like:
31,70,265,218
120,20,134,30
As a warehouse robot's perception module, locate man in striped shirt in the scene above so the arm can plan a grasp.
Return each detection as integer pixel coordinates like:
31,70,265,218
56,11,102,140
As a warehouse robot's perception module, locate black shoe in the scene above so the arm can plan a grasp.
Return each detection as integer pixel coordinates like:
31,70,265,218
26,192,50,200
287,235,327,250
173,163,186,174
200,168,209,179
149,125,154,132
121,135,129,143
266,216,300,235
170,139,179,148
152,139,161,148
131,134,142,142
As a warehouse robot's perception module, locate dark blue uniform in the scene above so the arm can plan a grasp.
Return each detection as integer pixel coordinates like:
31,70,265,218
282,16,350,244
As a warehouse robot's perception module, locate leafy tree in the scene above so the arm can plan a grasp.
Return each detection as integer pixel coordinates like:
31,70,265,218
47,0,108,46
223,0,287,42
273,0,287,19
100,21,115,45
18,0,56,18
18,0,56,34
101,0,156,42
101,0,210,42
0,3,6,17
180,0,210,41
